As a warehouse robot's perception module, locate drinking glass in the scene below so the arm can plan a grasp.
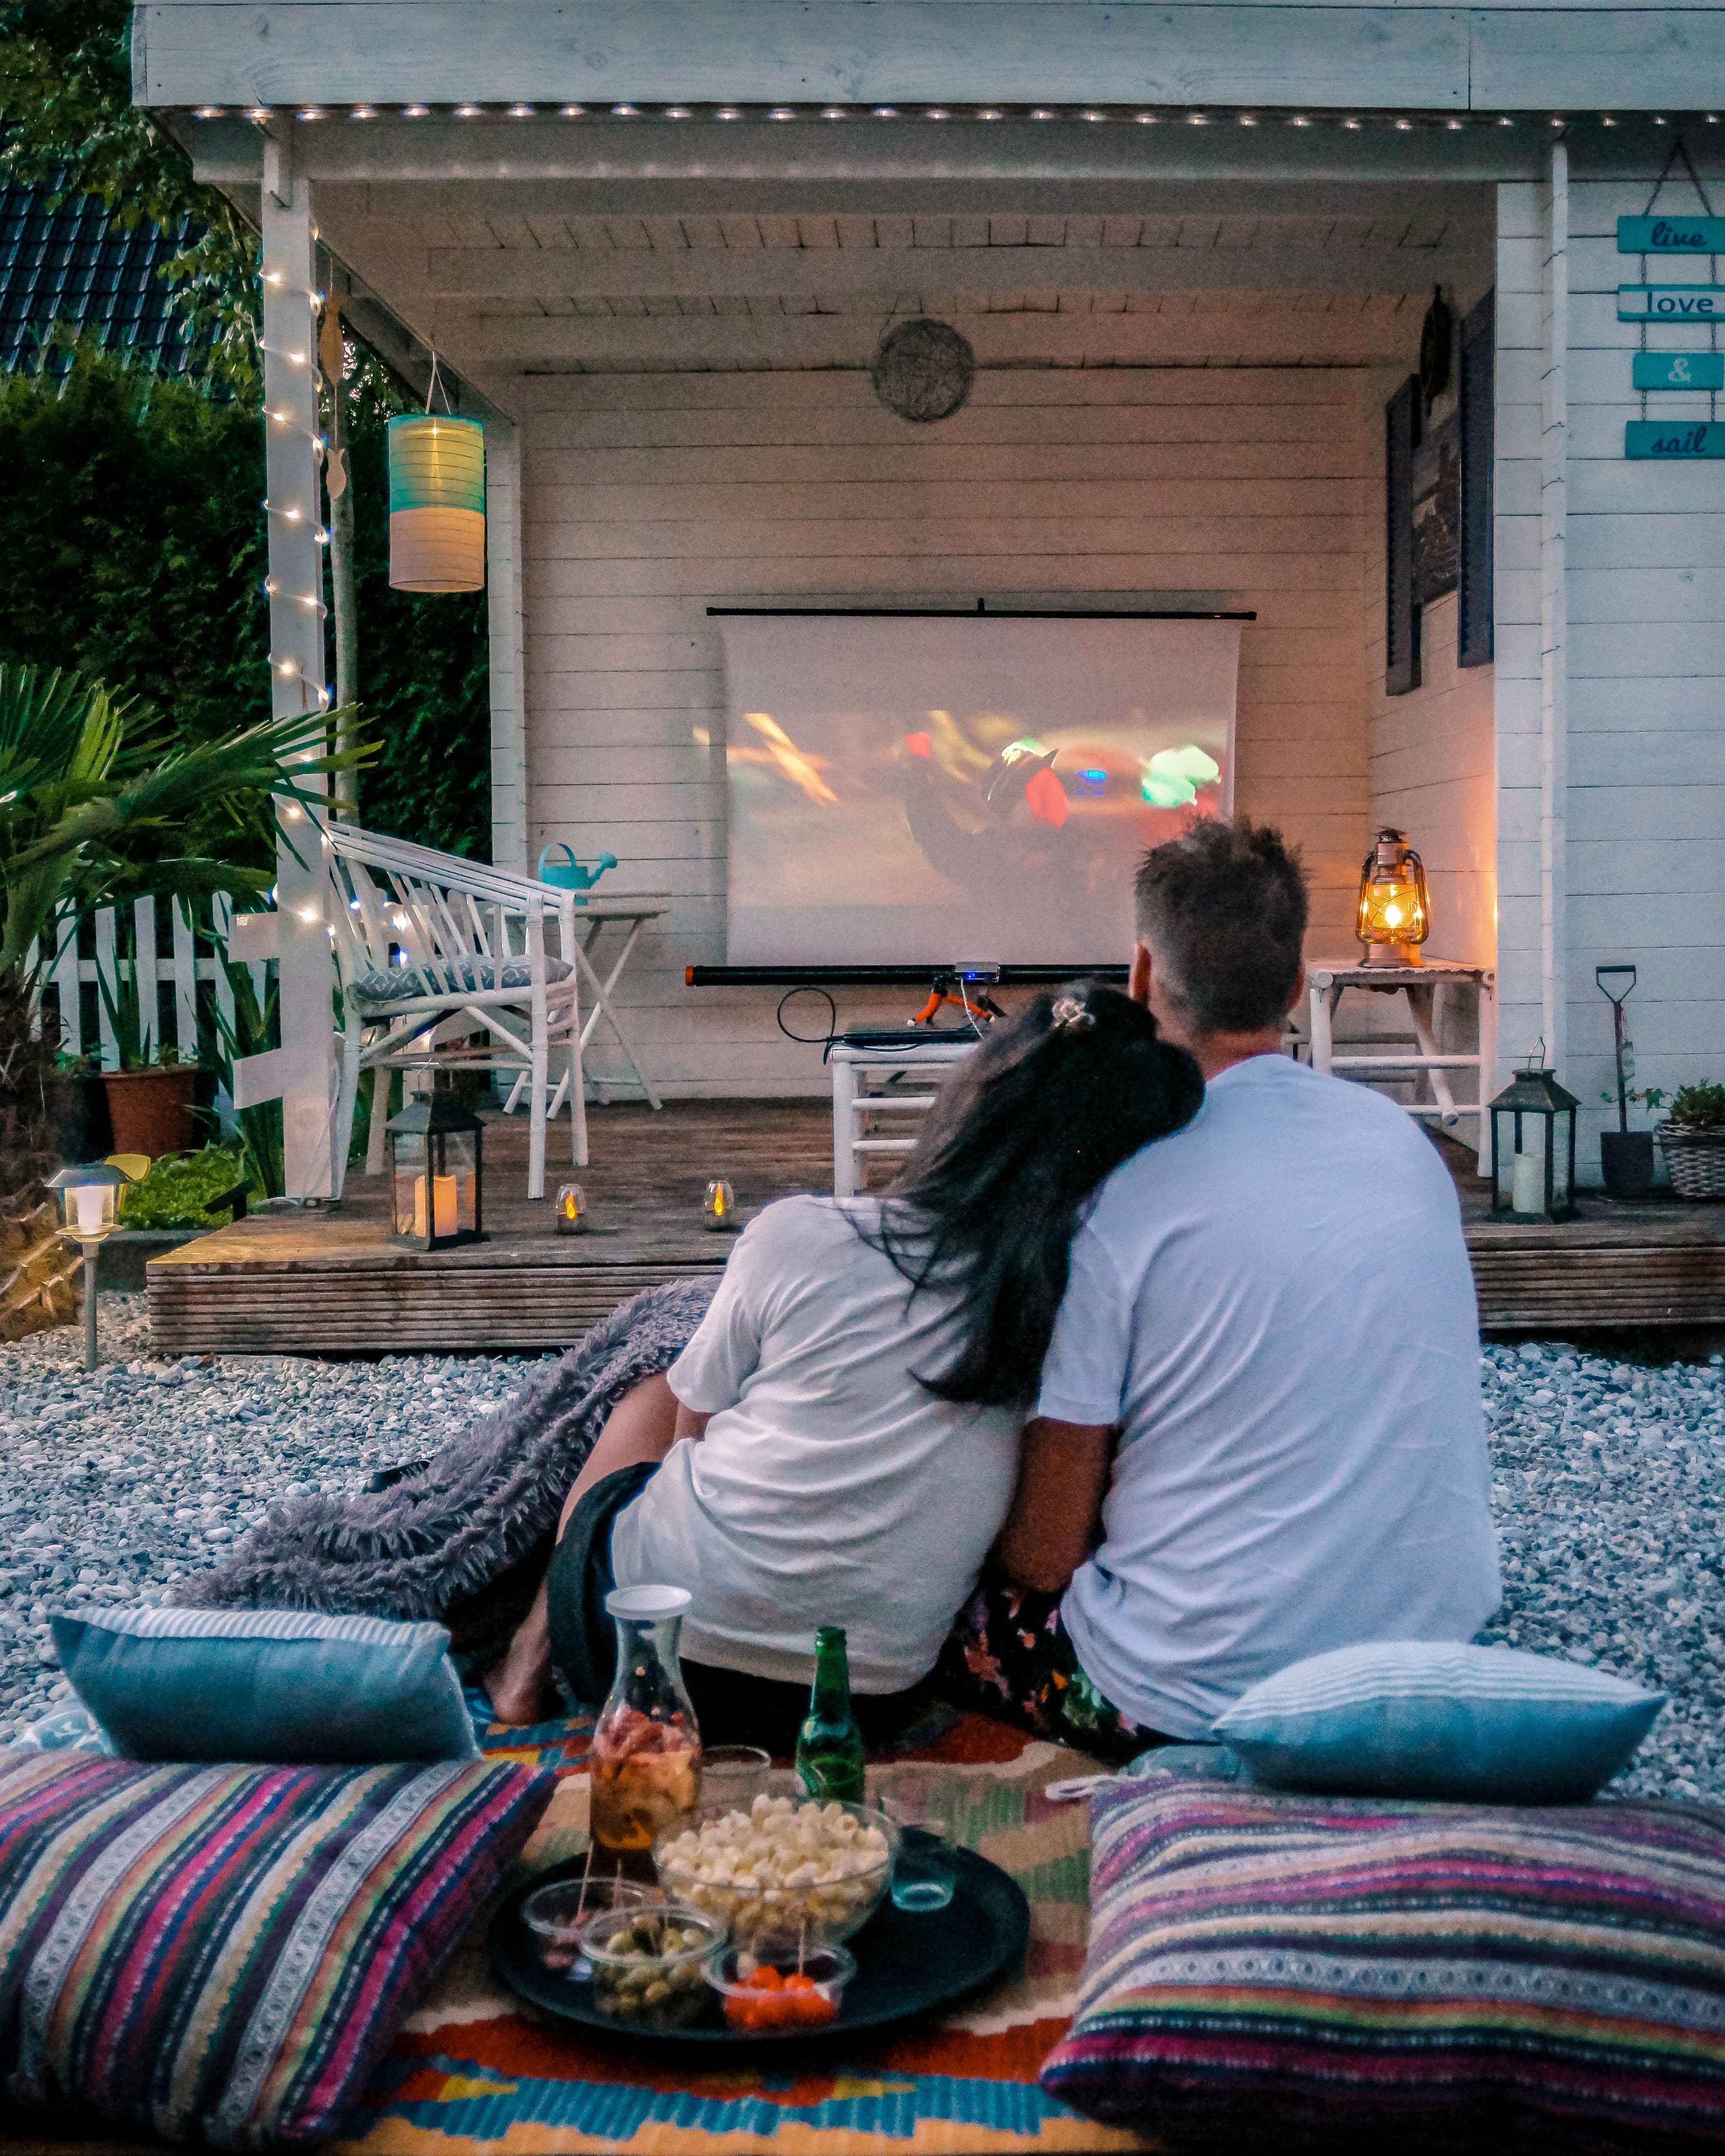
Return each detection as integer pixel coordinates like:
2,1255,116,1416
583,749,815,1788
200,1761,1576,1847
877,1787,957,1913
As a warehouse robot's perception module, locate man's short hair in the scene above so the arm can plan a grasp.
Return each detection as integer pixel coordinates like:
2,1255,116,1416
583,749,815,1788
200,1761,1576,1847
1134,819,1308,1036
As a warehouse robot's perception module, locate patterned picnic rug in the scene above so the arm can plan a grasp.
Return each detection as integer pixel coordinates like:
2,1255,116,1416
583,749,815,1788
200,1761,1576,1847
335,1703,1152,2156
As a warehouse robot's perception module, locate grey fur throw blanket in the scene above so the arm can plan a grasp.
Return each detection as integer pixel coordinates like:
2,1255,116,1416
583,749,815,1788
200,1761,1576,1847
172,1277,715,1673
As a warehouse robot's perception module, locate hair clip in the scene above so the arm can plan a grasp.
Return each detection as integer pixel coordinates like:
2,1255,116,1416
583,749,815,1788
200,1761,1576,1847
1051,996,1098,1033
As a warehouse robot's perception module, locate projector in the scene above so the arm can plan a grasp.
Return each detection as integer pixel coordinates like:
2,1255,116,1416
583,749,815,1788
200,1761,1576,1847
952,961,1002,983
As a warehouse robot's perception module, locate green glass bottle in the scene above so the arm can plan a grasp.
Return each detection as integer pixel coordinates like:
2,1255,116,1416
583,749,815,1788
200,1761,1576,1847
796,1625,866,1802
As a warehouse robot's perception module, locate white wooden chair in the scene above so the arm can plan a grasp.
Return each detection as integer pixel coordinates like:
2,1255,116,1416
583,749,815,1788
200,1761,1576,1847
321,820,588,1202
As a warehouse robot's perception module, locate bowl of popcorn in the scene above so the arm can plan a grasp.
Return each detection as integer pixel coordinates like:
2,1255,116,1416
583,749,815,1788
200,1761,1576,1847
653,1790,898,1947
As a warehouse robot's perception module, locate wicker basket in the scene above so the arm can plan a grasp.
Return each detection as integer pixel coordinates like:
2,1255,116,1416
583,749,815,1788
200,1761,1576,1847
1658,1124,1725,1199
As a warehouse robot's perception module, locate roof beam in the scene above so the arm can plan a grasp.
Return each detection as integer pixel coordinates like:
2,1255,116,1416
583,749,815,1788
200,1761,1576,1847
460,303,1423,371
425,238,1487,301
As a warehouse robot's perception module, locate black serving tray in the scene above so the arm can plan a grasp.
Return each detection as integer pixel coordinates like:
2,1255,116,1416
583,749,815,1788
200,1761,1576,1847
489,1848,1030,2049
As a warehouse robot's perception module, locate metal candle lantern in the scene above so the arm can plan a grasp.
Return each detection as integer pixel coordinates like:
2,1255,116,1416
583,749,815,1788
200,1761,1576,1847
1355,827,1431,967
703,1178,737,1232
386,1090,485,1249
1489,1049,1580,1223
46,1162,131,1370
555,1181,586,1234
387,412,485,592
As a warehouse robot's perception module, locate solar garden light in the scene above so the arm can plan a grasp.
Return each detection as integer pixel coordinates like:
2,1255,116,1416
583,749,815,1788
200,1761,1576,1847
1597,965,1655,1200
1355,827,1431,967
386,1088,485,1249
1488,1046,1580,1224
46,1162,131,1371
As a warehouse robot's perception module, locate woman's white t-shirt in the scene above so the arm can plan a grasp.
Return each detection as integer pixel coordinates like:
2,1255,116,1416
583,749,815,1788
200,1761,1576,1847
608,1193,1022,1692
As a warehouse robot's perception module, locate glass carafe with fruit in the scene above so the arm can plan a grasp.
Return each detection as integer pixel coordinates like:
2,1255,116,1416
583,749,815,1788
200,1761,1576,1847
589,1585,703,1879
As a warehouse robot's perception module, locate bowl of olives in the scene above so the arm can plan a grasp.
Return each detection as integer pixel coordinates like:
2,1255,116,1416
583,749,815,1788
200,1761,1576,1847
577,1903,726,2030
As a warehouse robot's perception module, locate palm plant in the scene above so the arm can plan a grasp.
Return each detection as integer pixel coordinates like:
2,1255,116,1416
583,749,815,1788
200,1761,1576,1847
0,663,365,1339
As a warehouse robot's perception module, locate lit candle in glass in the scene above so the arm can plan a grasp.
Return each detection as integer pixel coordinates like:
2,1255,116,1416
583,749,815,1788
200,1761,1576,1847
556,1182,585,1234
703,1178,737,1232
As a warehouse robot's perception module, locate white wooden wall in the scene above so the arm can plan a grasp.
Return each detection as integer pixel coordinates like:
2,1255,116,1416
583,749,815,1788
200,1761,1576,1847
519,365,1375,1094
1362,343,1499,976
1563,170,1725,1156
1495,160,1725,1180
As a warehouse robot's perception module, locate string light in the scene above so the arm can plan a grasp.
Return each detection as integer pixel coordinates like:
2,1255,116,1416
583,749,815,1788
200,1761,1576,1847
194,106,223,119
297,107,324,121
666,106,693,118
351,104,376,119
404,104,430,117
508,103,534,116
612,102,640,117
456,103,482,117
871,106,897,118
245,106,271,121
561,103,585,116
715,106,741,120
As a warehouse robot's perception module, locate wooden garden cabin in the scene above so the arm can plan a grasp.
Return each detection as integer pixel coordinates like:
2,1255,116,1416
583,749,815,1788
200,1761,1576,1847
134,2,1725,1196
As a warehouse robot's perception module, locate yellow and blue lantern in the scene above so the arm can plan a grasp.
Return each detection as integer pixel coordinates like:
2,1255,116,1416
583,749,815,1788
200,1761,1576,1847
387,413,485,591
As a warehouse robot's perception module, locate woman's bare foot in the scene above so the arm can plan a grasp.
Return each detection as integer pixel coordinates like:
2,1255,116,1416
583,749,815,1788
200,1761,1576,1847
483,1581,554,1725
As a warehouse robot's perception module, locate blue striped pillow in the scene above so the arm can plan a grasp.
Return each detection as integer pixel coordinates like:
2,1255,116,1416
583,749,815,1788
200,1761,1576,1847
0,1750,551,2146
1212,1641,1664,1803
53,1606,481,1765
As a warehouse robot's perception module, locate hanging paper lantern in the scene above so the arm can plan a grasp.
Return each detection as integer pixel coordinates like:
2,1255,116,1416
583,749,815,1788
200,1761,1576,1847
387,413,485,591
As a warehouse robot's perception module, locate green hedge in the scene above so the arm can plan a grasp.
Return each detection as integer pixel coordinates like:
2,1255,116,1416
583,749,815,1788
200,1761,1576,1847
0,345,489,856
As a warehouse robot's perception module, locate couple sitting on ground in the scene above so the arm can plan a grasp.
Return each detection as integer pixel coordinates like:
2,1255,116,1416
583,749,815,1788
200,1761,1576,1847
486,818,1502,1762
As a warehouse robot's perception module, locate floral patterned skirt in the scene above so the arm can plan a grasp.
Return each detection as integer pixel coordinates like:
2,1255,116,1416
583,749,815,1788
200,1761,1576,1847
935,1571,1176,1768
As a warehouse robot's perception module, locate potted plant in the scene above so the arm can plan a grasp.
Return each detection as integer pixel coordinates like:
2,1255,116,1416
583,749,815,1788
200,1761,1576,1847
1656,1082,1725,1200
92,910,202,1155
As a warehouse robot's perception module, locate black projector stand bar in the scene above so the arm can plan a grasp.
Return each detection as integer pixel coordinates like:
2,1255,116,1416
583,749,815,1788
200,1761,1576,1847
686,964,1128,988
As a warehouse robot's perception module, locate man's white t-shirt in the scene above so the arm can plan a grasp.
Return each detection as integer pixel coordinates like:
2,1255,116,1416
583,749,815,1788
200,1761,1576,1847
1042,1053,1501,1741
611,1193,1022,1692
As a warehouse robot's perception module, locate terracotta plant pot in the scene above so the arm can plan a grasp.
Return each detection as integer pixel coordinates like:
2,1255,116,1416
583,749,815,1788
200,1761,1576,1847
101,1066,200,1159
1599,1130,1655,1199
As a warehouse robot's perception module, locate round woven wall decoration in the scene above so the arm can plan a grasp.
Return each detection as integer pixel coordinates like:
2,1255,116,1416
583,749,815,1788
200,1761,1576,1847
871,317,976,423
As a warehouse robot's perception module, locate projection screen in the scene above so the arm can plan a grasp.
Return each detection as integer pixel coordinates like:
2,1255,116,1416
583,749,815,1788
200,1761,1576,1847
718,612,1240,966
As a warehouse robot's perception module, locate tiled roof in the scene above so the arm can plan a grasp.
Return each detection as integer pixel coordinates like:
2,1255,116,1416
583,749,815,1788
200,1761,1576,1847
0,177,197,373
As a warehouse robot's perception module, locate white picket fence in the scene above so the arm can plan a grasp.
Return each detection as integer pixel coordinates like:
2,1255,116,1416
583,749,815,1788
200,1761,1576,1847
32,895,273,1122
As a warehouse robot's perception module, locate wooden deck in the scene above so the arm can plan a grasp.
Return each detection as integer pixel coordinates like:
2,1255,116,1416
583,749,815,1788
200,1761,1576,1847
144,1103,1725,1355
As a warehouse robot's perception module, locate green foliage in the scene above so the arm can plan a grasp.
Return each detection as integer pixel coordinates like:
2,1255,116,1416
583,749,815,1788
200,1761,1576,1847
118,1142,247,1228
0,659,365,987
200,925,284,1196
0,351,268,746
1663,1082,1725,1131
0,0,259,396
0,345,491,861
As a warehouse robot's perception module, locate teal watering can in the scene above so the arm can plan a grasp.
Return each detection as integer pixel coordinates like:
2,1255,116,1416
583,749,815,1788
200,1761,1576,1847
537,845,617,902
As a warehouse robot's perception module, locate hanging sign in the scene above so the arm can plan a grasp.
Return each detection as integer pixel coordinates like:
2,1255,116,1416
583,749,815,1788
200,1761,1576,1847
1619,215,1725,254
1625,419,1725,459
1618,284,1725,321
1632,351,1725,390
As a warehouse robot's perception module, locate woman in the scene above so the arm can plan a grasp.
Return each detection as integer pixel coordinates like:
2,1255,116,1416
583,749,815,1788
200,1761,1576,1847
485,986,1203,1750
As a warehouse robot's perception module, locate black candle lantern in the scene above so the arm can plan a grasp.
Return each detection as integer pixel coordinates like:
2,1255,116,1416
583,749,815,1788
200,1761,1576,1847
386,1089,485,1248
1489,1050,1579,1223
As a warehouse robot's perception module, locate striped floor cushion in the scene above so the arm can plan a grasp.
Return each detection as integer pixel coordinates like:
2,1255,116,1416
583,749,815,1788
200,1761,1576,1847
0,1750,553,2147
1040,1773,1725,2151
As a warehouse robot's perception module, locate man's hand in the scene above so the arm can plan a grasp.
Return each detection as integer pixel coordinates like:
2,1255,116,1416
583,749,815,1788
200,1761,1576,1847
996,1418,1113,1595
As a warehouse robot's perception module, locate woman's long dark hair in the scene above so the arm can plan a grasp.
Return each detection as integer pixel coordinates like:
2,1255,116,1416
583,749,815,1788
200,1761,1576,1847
857,985,1203,1410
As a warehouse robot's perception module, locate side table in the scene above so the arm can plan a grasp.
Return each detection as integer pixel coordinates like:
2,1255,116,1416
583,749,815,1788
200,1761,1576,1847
1307,960,1496,1173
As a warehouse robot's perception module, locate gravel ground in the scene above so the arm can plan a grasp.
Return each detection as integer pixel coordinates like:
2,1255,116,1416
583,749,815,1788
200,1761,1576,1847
1,1304,1722,1797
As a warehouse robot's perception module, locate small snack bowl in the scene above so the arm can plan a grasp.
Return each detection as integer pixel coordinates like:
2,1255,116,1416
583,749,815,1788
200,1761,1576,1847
520,1877,664,1977
577,1902,726,2030
654,1791,898,1948
707,1942,856,2034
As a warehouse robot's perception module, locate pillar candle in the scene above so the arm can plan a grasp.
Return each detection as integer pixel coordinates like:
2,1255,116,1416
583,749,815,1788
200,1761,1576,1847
433,1174,458,1237
1511,1149,1543,1215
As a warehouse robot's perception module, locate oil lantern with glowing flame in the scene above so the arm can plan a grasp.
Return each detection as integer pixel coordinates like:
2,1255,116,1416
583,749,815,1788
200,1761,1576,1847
1355,827,1431,967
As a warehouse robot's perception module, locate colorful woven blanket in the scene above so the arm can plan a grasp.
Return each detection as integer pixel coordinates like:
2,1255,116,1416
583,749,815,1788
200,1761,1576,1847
334,1705,1149,2155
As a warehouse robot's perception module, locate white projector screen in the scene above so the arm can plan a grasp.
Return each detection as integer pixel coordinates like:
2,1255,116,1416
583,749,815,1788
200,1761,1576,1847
719,613,1240,965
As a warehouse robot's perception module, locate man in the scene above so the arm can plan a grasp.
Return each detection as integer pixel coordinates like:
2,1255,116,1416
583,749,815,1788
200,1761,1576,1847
941,818,1500,1762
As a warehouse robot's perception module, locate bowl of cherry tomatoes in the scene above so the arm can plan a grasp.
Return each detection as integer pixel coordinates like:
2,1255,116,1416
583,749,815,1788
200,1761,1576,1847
705,1942,855,2034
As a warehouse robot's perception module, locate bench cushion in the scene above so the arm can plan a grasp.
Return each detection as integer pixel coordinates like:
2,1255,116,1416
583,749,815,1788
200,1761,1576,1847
354,955,573,1003
0,1750,552,2147
1041,1772,1725,2149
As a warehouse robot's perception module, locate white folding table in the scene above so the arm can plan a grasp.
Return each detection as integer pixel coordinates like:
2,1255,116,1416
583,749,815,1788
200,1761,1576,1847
504,892,670,1116
1307,960,1497,1172
830,1037,978,1196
